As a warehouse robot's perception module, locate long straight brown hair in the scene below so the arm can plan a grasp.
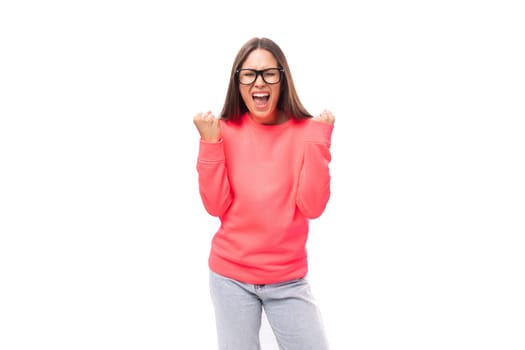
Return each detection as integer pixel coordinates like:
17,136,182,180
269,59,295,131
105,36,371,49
219,37,312,122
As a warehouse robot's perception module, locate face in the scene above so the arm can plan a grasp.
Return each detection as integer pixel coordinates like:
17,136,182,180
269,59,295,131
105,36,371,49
239,49,283,125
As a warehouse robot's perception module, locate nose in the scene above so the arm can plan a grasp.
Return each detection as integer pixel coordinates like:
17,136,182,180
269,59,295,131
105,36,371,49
254,72,266,85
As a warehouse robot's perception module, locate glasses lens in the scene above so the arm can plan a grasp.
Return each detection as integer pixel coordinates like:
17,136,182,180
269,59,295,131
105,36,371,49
239,70,257,84
262,69,281,84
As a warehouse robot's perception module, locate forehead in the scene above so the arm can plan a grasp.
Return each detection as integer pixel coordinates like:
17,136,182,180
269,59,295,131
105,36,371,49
241,49,278,69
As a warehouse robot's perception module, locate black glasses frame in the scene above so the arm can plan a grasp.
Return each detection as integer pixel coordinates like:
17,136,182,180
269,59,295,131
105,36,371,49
236,68,284,85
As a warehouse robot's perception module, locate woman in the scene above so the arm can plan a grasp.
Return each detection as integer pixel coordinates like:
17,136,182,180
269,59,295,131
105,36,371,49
193,37,335,350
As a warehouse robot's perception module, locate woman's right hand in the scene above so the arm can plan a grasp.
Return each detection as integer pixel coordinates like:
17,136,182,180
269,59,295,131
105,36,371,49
193,111,221,142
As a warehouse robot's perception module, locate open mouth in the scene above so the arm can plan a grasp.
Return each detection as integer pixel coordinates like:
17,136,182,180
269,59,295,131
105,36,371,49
252,93,270,107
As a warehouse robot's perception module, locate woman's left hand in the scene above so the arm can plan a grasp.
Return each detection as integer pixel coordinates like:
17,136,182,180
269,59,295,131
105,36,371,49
312,110,335,125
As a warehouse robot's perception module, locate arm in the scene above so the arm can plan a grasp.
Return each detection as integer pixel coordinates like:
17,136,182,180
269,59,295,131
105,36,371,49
194,112,232,217
196,140,232,217
296,111,335,219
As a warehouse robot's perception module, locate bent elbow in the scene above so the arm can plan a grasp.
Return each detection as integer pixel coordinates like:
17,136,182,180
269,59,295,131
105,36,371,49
202,195,232,217
297,195,330,219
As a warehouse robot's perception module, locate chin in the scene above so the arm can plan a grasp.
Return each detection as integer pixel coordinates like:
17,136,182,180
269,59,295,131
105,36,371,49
252,108,274,118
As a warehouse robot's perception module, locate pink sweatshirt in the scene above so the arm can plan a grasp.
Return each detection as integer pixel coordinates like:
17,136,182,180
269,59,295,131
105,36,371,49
196,113,333,284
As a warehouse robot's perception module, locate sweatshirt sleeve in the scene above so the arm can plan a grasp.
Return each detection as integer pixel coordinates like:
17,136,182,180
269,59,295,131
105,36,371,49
196,139,232,217
296,121,334,219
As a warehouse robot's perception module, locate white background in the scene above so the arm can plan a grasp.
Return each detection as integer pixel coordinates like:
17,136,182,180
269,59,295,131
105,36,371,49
1,0,524,349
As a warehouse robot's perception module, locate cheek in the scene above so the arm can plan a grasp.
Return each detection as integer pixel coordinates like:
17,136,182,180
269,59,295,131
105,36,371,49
271,86,281,102
240,88,251,104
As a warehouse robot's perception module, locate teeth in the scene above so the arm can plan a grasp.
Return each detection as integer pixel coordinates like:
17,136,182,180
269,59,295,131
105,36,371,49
253,93,269,97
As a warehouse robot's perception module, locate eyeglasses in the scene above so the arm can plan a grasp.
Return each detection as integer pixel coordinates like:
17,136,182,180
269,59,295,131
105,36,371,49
236,68,284,85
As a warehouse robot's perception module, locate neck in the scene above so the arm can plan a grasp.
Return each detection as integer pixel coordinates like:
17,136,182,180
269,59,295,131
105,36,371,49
251,111,288,125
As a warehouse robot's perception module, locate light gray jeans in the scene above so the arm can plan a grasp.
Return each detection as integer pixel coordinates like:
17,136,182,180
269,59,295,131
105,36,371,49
209,270,330,350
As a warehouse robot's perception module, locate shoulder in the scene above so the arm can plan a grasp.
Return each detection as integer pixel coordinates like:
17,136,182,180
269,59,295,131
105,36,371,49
219,116,246,142
288,116,314,132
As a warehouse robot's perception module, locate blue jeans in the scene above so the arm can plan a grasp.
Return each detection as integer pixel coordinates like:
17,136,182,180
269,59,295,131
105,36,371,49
209,270,330,350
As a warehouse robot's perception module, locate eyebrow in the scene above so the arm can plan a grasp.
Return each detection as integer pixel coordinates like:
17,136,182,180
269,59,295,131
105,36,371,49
239,67,279,70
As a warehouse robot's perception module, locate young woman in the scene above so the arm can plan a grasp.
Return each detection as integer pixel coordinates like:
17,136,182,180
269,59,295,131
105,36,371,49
193,37,335,350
